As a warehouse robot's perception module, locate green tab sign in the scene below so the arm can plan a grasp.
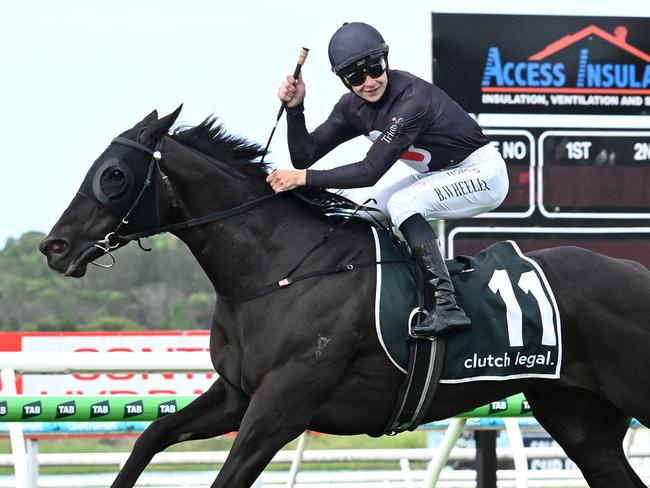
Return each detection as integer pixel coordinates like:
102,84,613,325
0,396,195,422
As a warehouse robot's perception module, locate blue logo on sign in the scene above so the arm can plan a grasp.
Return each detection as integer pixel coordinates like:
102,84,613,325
481,25,650,92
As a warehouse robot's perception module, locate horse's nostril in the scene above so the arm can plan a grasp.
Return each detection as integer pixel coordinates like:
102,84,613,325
40,238,69,256
50,240,67,253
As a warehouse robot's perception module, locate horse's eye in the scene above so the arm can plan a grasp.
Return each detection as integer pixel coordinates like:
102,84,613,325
100,166,129,199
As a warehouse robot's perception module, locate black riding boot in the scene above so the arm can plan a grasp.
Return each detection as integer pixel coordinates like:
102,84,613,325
399,214,471,337
410,240,471,336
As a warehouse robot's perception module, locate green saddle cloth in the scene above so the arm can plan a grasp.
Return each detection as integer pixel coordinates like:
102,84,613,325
372,228,562,383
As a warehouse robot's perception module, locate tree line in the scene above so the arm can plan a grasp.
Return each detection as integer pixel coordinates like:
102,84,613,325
0,232,214,331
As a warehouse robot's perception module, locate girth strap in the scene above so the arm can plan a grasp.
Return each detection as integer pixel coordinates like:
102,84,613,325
382,266,446,434
382,335,445,434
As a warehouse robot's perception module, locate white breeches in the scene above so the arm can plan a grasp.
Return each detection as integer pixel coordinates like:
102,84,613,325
369,144,509,227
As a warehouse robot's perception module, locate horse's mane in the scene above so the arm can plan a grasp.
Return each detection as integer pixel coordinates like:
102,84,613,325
171,117,366,218
172,117,270,175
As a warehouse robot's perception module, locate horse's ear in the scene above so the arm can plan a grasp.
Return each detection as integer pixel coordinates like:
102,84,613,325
139,104,183,146
134,110,159,128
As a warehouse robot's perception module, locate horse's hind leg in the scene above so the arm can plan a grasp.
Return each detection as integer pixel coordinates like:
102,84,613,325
525,386,644,488
110,378,248,488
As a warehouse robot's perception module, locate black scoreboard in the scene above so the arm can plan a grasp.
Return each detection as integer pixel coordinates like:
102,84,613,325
447,227,650,269
482,130,535,217
433,13,650,265
444,128,650,266
476,129,650,218
539,131,650,217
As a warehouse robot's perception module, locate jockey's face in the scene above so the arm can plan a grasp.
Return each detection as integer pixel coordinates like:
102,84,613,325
339,56,388,103
351,71,388,103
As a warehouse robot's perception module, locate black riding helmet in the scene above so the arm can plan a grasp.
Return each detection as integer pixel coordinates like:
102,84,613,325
328,22,389,75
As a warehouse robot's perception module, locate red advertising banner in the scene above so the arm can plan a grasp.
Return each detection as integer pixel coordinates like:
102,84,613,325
0,331,213,395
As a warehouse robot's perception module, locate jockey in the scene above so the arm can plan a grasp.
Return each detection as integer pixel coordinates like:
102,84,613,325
266,22,509,337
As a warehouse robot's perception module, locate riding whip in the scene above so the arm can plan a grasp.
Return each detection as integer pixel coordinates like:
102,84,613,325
260,47,309,164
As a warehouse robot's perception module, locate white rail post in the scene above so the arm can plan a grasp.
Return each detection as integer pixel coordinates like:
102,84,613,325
1,367,28,488
505,417,529,488
400,457,415,488
287,430,310,488
26,439,39,488
422,418,467,487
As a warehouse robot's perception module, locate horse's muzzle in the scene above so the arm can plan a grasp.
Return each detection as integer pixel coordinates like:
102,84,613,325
39,236,90,277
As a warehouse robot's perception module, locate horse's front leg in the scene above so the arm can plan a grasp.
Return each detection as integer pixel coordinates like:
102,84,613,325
110,377,248,488
210,364,342,488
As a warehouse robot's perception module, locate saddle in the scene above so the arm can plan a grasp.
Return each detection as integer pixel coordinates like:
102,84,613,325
371,229,562,434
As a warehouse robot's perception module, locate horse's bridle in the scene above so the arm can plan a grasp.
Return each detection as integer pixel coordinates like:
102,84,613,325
89,136,404,305
91,136,282,267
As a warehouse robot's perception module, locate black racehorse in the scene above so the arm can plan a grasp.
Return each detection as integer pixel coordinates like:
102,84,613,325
40,108,650,488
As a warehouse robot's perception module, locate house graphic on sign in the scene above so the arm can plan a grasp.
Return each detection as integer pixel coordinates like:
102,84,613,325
529,25,650,63
529,25,650,92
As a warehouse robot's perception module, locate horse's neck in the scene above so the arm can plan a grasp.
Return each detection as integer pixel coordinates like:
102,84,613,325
160,142,335,297
174,196,331,297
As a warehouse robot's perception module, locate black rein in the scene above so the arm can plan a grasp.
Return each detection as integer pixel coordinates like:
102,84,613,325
107,136,283,243
95,136,407,304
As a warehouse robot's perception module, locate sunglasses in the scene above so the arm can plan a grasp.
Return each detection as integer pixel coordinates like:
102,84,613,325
340,57,387,87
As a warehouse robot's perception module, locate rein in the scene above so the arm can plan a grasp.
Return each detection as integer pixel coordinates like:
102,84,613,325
91,136,409,304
